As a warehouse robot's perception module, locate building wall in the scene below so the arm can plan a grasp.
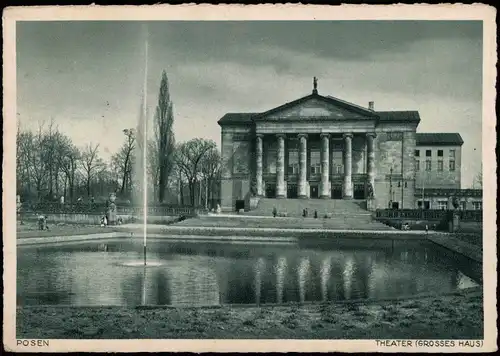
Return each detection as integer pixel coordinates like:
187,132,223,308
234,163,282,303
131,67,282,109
415,196,482,210
373,123,417,209
414,145,462,189
220,126,252,211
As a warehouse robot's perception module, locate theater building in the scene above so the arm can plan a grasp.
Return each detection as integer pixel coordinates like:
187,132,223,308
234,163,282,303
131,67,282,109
218,81,474,212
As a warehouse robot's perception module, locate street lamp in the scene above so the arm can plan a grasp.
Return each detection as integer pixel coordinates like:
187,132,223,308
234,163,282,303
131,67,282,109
389,167,393,209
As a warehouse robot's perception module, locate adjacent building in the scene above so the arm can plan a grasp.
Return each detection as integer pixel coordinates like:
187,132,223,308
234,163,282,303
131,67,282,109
218,81,481,212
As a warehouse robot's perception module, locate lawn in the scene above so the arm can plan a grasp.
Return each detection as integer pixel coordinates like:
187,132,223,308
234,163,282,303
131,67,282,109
17,289,483,339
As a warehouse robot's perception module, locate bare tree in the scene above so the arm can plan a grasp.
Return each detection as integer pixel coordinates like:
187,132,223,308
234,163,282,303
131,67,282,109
112,129,136,198
174,138,216,206
80,143,104,198
153,71,176,203
473,164,483,189
58,139,81,203
200,148,221,209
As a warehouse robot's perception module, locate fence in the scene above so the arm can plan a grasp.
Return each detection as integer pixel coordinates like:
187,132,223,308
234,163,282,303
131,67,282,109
19,202,206,217
375,209,482,222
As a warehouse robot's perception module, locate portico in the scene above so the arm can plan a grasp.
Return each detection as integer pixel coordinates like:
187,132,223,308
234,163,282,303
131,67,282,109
255,132,376,200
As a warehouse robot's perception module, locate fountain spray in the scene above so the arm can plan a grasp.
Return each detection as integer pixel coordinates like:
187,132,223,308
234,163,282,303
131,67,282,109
142,29,149,266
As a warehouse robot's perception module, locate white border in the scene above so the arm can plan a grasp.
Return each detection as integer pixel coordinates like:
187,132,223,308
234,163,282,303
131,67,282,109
3,4,497,353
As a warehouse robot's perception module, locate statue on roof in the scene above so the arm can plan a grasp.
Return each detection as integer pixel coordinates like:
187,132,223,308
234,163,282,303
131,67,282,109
313,76,318,92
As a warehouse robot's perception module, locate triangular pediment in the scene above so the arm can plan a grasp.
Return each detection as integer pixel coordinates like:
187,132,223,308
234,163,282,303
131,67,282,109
254,94,376,121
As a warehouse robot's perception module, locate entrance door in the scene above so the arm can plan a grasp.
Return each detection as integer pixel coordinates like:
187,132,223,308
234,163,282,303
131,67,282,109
235,200,245,211
353,184,365,199
265,184,276,198
331,184,343,199
392,201,399,209
287,184,298,199
310,185,319,199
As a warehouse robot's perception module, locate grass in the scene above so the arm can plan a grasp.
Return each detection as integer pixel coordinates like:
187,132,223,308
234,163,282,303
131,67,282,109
17,289,483,339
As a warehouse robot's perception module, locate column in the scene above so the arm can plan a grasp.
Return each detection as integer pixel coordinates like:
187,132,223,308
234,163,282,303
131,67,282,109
366,133,376,197
298,134,308,198
320,133,330,198
343,133,353,199
276,134,286,198
255,134,263,196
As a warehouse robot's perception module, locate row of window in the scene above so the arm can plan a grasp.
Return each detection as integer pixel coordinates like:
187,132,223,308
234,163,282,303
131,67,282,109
286,164,344,175
415,149,456,158
415,159,456,172
418,200,482,210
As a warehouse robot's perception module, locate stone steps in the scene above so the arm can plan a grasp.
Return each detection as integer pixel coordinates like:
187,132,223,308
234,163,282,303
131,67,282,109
251,198,369,217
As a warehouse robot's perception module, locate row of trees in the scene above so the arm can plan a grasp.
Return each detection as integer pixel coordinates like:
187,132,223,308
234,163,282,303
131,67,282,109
17,71,222,208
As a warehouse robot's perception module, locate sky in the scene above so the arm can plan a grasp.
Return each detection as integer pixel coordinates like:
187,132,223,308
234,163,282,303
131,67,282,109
16,20,483,188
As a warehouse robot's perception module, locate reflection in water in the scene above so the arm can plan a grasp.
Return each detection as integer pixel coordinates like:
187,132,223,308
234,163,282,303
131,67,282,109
275,256,287,304
297,257,310,303
254,257,265,305
320,256,332,302
17,240,481,307
343,256,355,300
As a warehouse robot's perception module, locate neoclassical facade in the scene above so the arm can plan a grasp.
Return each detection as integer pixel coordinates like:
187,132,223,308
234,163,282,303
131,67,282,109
218,83,465,212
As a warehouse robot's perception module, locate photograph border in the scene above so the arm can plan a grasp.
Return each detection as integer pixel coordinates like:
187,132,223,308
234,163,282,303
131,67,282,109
3,4,497,353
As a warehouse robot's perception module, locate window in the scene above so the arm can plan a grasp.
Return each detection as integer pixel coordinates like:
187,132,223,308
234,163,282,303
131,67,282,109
437,201,448,210
310,150,321,175
437,150,443,157
426,150,432,157
288,163,299,175
449,160,456,171
414,149,420,157
425,159,432,171
310,163,322,175
334,165,343,174
415,159,420,172
472,201,482,210
287,150,299,175
437,161,443,171
449,149,456,158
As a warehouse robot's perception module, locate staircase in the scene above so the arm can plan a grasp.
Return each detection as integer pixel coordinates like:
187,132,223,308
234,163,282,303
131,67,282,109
250,198,368,217
241,198,393,231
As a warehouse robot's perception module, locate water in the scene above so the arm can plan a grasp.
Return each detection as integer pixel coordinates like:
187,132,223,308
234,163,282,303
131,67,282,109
17,239,479,307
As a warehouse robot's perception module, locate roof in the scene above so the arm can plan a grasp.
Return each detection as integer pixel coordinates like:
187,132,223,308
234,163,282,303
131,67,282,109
376,111,421,123
217,113,258,125
253,92,377,120
416,133,464,146
217,93,421,126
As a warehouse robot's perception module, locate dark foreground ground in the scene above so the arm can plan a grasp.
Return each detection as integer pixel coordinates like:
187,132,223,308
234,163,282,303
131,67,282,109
17,289,483,339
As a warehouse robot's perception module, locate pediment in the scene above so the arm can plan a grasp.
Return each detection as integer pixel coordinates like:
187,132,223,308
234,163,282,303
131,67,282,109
256,95,374,121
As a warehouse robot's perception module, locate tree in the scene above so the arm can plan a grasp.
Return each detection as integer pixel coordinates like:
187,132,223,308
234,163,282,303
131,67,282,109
153,71,176,203
200,147,221,209
80,143,104,197
174,138,216,206
473,164,483,189
112,129,136,198
58,136,81,203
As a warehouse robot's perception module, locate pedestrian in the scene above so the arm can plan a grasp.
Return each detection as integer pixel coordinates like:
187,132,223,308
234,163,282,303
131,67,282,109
272,207,277,218
314,210,318,219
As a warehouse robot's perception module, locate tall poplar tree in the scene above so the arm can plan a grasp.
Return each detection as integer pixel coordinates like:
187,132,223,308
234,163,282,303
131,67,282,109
154,71,176,203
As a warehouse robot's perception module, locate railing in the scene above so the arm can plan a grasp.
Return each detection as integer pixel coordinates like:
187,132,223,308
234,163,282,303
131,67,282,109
19,201,207,217
375,209,482,222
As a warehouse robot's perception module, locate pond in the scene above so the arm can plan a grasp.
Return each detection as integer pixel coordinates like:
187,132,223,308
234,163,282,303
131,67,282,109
17,238,480,307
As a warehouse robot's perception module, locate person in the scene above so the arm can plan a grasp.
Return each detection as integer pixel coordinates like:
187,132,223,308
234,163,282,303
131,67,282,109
425,224,429,234
216,204,221,214
272,207,277,218
314,210,318,219
100,215,108,227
